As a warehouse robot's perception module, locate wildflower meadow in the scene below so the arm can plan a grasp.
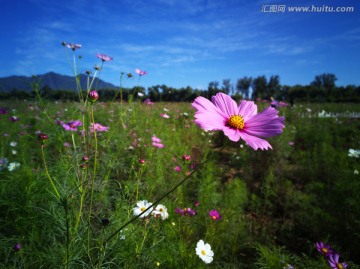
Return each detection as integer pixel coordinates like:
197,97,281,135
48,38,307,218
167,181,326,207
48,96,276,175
0,43,360,269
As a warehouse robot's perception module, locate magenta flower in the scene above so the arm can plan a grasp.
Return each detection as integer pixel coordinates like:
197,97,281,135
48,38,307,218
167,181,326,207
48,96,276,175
13,243,22,252
88,90,99,103
278,101,289,108
38,133,49,143
0,108,8,114
182,154,191,162
174,166,181,172
135,68,148,76
143,98,154,105
90,123,109,133
96,53,113,62
192,93,285,150
328,254,348,269
315,241,335,257
62,120,82,131
175,207,196,216
209,210,221,220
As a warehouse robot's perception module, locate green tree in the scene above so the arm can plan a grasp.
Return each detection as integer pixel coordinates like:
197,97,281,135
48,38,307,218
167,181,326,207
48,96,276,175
267,75,281,98
251,76,267,100
222,79,232,94
236,76,252,99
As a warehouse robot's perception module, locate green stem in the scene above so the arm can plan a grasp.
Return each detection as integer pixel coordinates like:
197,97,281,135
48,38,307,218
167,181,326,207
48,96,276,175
87,104,98,252
136,221,148,255
63,197,70,269
135,164,145,201
74,177,85,232
41,145,60,199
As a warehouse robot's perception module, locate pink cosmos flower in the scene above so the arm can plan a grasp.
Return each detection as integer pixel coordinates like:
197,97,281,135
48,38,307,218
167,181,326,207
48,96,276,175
175,207,196,216
152,135,164,148
278,101,289,108
328,254,348,269
174,166,181,172
62,120,82,131
315,241,335,257
182,154,191,162
90,123,109,133
160,113,170,118
192,93,285,150
143,98,154,105
63,142,71,147
96,53,113,62
209,210,221,220
135,68,148,76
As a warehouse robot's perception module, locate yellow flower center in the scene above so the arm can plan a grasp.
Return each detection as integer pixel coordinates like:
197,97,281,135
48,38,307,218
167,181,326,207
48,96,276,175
201,250,206,256
228,115,244,129
141,207,146,212
337,264,343,269
322,248,328,253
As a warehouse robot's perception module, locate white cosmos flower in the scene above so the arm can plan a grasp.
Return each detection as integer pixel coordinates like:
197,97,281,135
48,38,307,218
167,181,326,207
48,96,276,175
152,204,169,220
133,200,153,218
8,162,20,172
10,141,17,147
348,149,360,158
195,239,214,264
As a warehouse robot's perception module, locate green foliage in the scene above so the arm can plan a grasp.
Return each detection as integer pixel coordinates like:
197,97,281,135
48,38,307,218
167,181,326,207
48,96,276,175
0,99,360,268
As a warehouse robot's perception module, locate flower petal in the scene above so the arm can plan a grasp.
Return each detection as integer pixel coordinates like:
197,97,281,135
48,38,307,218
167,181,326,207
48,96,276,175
211,92,238,116
238,132,273,150
192,96,228,131
222,126,241,142
237,100,258,119
244,107,285,137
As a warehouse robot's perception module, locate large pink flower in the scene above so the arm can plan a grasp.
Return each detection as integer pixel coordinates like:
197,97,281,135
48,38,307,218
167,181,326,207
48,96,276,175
192,92,285,150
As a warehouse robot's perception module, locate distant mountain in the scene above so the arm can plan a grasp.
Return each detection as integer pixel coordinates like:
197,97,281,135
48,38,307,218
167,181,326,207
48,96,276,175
0,72,117,92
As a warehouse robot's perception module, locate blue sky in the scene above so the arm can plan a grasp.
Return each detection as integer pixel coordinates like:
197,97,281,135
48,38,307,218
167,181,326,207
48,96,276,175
1,0,360,90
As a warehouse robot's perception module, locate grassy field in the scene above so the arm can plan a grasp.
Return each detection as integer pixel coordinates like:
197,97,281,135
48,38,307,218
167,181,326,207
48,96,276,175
0,97,359,268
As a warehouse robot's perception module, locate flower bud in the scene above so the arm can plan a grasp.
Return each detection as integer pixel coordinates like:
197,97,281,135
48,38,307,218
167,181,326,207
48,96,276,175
181,154,191,162
88,90,99,103
38,133,49,143
80,163,87,169
13,243,22,252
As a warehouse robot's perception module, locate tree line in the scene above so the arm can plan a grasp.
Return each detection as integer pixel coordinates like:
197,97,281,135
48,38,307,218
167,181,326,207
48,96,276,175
1,73,359,103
